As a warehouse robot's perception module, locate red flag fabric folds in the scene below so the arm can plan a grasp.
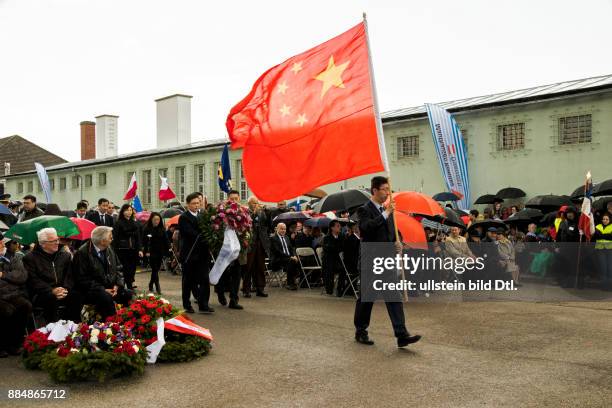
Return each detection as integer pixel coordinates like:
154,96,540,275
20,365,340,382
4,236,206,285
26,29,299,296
227,22,384,202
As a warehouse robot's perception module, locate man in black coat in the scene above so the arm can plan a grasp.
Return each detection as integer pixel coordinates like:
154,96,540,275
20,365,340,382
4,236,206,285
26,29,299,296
342,223,361,295
322,220,345,296
269,222,300,290
17,195,44,223
24,228,82,323
73,226,132,319
86,198,115,227
179,193,213,314
353,176,421,348
243,196,270,297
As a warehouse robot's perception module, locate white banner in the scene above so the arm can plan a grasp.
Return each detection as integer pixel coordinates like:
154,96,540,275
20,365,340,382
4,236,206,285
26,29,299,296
34,162,52,204
145,317,166,364
209,228,241,285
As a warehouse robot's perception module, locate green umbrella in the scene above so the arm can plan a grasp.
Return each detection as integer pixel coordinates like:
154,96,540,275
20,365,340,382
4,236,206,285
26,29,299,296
4,215,80,245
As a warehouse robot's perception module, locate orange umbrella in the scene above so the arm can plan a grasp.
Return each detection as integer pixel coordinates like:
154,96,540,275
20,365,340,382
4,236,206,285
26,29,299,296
387,191,445,217
394,211,428,250
166,214,180,227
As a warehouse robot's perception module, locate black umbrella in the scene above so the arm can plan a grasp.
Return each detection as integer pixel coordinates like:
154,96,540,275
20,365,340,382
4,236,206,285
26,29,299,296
304,217,332,228
273,211,311,225
593,197,612,212
432,192,459,202
427,207,465,229
467,219,507,234
61,210,77,218
474,194,503,205
44,204,62,216
570,185,586,201
452,208,469,217
496,187,526,199
161,208,183,218
525,195,573,213
0,213,17,227
504,208,543,224
593,179,612,197
166,201,182,208
314,189,370,213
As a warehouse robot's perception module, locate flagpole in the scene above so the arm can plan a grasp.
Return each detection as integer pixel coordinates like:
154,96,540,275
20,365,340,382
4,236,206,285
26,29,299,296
363,13,408,302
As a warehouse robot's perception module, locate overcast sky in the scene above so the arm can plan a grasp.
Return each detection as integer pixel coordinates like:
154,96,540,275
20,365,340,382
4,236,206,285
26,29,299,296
1,0,611,162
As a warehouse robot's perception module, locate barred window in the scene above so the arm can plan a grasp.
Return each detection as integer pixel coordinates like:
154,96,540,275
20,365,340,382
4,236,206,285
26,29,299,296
49,179,55,191
460,129,468,153
28,180,34,192
194,164,205,194
17,182,23,194
59,178,66,191
559,114,591,145
71,176,80,189
496,123,525,150
98,173,106,186
236,160,248,201
85,174,92,187
397,135,419,158
175,166,186,203
142,169,152,205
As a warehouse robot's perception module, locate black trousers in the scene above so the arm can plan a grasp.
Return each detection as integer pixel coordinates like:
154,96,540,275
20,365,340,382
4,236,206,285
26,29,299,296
215,261,241,302
33,290,83,323
182,259,210,310
149,255,162,292
0,296,32,350
323,261,344,294
354,297,409,338
117,248,138,288
243,240,267,293
85,287,133,320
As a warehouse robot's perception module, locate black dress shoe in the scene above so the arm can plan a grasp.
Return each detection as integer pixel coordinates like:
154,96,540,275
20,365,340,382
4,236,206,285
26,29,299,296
243,292,252,298
355,333,374,345
198,307,215,314
397,334,421,348
228,301,244,310
286,285,298,291
217,293,228,306
185,307,195,314
256,291,268,297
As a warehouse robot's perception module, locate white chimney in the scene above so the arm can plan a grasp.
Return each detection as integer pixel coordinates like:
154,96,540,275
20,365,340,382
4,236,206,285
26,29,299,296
155,94,192,149
95,114,119,159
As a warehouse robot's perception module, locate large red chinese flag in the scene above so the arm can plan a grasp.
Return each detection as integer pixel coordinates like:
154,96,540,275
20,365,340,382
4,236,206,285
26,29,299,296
227,22,386,202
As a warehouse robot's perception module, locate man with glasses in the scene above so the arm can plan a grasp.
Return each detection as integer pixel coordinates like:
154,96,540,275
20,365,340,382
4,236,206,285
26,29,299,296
73,226,132,319
23,228,82,323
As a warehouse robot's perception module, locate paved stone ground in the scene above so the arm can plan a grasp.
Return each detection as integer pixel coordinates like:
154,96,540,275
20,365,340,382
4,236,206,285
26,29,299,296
1,271,611,408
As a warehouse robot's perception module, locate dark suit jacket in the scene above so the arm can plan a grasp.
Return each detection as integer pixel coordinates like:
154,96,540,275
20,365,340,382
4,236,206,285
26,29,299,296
269,233,294,271
343,233,361,273
73,242,124,292
356,200,395,243
178,211,208,263
322,234,344,272
86,211,115,227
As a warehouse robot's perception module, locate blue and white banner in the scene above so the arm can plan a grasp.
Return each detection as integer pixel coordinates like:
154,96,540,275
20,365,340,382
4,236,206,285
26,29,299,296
425,104,471,210
34,162,52,204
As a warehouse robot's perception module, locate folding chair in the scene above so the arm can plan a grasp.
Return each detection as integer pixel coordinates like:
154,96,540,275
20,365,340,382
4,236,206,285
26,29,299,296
339,252,359,299
315,247,328,293
265,257,285,288
296,247,322,290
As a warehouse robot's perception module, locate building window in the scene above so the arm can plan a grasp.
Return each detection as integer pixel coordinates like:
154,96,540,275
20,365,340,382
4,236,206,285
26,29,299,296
194,164,205,195
236,160,248,200
71,175,80,189
213,161,225,202
496,123,525,151
559,114,592,145
49,179,55,191
27,181,33,192
142,169,152,205
175,166,186,202
98,172,107,186
60,177,67,191
460,129,468,153
17,182,23,194
397,135,419,158
85,174,92,187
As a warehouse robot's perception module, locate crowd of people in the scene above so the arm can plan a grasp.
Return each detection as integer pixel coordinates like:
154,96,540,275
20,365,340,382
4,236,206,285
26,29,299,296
1,182,611,356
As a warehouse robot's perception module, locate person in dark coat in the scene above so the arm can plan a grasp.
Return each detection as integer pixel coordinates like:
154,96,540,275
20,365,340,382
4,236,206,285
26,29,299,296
269,222,300,290
322,220,345,296
179,193,213,314
73,226,132,319
342,223,361,296
17,195,44,222
112,204,142,290
555,207,582,288
142,212,170,294
23,228,82,323
0,234,31,357
353,176,421,348
243,196,270,297
86,198,115,227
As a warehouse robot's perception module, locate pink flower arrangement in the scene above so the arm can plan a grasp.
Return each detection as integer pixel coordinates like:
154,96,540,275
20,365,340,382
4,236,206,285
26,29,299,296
211,200,252,234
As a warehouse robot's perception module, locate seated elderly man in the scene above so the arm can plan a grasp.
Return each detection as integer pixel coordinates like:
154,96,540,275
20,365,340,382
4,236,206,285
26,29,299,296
0,233,31,357
269,222,300,290
73,226,133,319
24,228,82,323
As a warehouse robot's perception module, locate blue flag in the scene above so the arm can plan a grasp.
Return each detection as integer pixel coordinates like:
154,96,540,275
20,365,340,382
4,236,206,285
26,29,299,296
218,144,232,194
133,195,143,212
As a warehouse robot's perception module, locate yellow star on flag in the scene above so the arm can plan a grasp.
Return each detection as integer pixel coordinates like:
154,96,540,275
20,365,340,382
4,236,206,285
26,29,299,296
280,104,292,117
291,62,303,74
314,55,349,99
296,113,308,127
277,81,289,94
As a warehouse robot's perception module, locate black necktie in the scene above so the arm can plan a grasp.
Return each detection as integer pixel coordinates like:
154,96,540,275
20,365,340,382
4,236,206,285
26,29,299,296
101,214,105,225
99,250,107,265
379,206,384,213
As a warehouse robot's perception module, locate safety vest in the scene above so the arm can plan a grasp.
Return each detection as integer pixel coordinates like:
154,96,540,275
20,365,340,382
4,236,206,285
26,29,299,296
595,224,612,249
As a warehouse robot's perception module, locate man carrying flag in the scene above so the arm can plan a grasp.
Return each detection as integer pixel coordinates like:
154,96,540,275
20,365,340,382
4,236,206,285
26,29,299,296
218,144,232,194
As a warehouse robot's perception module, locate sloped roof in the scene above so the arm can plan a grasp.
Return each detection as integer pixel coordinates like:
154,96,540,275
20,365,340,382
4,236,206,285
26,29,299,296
0,135,67,177
381,73,612,122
